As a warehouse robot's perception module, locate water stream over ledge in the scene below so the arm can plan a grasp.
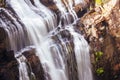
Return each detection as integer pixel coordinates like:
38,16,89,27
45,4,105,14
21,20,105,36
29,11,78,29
0,0,93,80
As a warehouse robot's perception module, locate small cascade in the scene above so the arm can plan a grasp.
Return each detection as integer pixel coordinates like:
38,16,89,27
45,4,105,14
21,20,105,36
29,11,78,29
36,39,68,80
24,0,57,31
9,0,57,46
48,25,93,80
0,8,29,52
16,47,36,80
33,0,57,31
16,55,30,80
62,0,78,20
0,0,93,80
67,26,93,80
53,0,85,25
0,7,34,80
53,0,73,25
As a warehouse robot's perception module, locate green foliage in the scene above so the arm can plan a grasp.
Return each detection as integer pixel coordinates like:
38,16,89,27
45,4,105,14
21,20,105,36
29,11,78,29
95,51,103,62
94,51,104,76
95,57,99,62
96,67,104,75
95,51,103,57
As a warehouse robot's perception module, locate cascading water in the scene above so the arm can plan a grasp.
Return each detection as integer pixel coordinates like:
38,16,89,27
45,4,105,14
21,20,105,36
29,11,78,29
68,26,93,80
0,8,31,80
0,0,93,80
15,47,36,80
0,8,29,52
53,0,85,25
16,55,30,80
9,0,56,45
62,0,78,20
47,25,93,80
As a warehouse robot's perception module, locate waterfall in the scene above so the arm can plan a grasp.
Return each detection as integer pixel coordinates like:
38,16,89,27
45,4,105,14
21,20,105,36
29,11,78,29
0,0,93,80
0,8,29,52
17,55,30,80
15,47,36,80
53,0,85,25
48,25,93,80
68,26,93,80
0,7,31,80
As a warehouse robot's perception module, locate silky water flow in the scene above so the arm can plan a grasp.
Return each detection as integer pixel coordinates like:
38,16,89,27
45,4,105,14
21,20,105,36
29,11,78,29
0,0,93,80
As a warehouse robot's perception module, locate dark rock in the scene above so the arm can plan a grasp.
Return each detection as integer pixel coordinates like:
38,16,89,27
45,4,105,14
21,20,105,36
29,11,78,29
0,49,16,62
22,48,45,80
0,50,19,80
0,60,19,80
0,27,7,43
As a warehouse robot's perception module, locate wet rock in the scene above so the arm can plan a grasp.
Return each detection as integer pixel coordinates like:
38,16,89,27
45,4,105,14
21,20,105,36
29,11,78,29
0,27,7,43
0,50,16,62
0,50,19,80
22,48,45,80
0,27,10,54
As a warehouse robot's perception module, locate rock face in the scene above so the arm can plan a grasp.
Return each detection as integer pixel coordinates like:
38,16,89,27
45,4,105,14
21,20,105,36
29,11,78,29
22,48,45,80
80,0,120,80
0,24,19,80
0,50,19,80
0,46,45,80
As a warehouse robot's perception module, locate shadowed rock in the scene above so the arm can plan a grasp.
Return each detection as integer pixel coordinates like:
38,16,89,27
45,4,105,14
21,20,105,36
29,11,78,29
22,48,45,80
0,50,19,80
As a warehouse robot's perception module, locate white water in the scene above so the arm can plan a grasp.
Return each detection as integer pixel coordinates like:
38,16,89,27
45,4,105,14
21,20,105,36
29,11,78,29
54,0,71,25
9,0,68,80
53,0,85,24
0,8,31,80
36,39,68,80
68,25,93,80
75,0,85,5
62,0,78,20
24,0,57,31
1,0,93,80
0,8,28,52
10,0,56,46
16,55,30,80
33,0,57,29
48,25,93,80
